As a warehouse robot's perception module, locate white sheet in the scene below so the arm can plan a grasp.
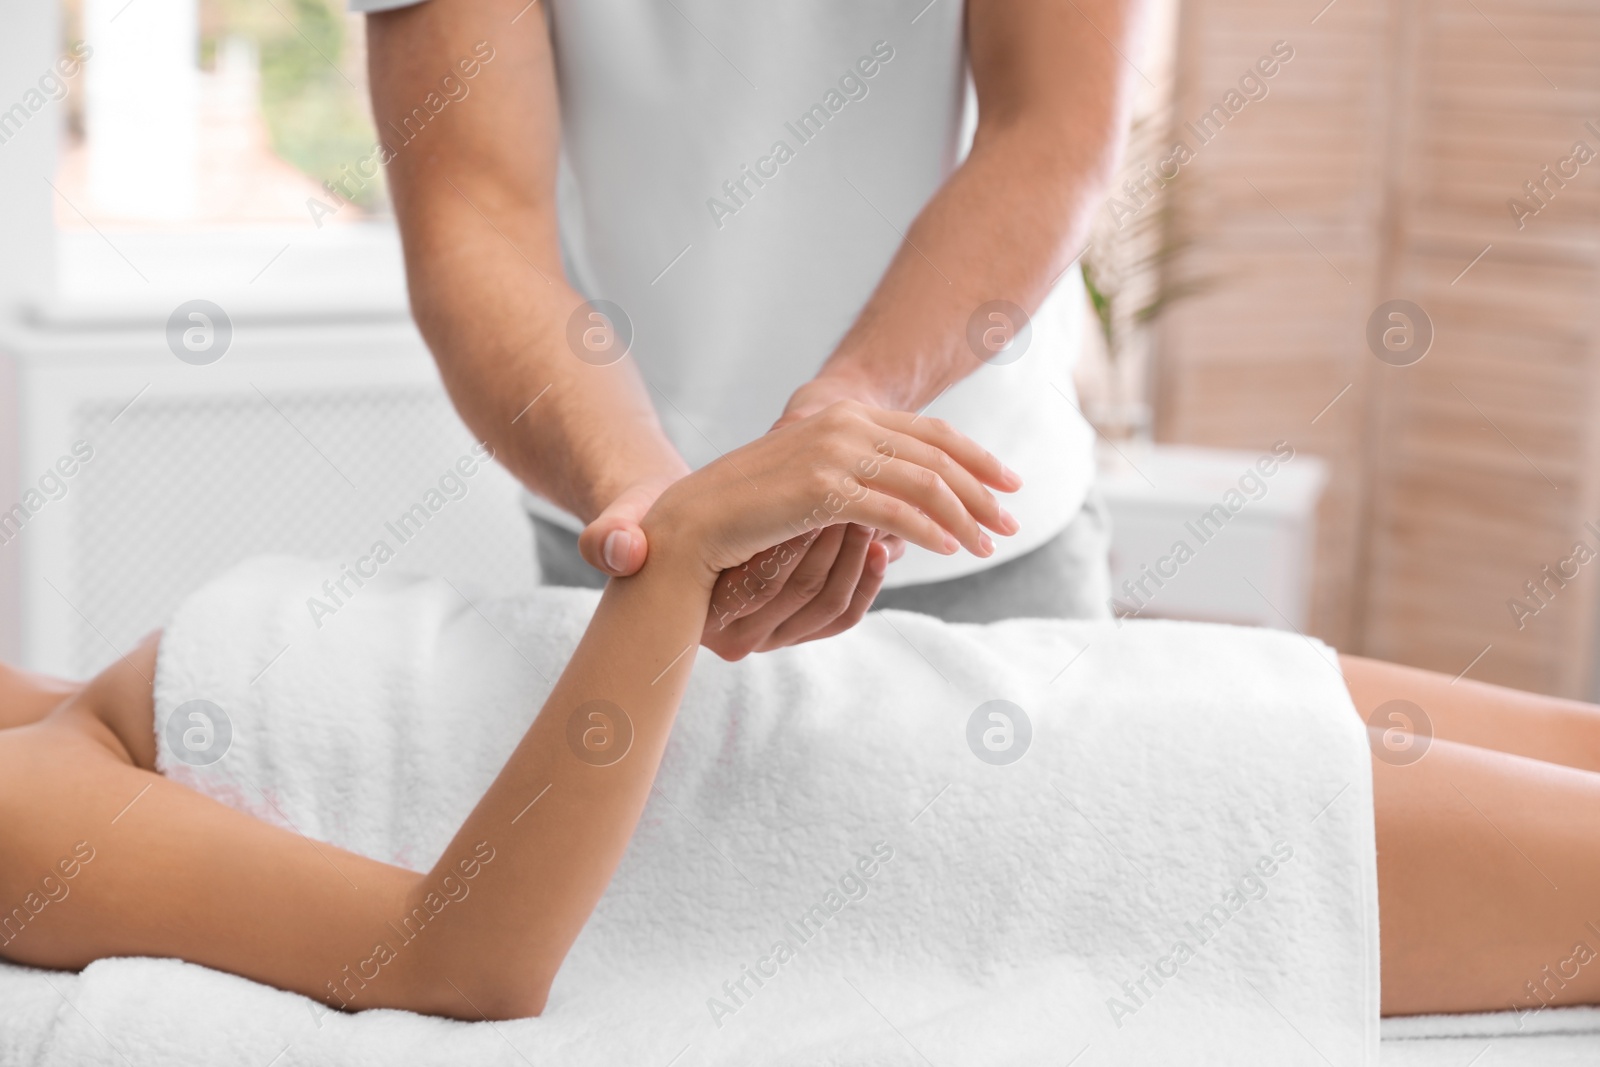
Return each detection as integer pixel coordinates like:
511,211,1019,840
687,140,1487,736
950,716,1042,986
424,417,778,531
1381,1005,1600,1065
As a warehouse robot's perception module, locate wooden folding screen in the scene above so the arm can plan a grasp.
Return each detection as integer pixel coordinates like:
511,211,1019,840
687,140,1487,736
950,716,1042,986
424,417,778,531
1154,0,1600,695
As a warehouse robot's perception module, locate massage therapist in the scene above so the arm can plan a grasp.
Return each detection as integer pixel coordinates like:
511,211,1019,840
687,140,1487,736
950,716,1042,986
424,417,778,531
355,0,1143,655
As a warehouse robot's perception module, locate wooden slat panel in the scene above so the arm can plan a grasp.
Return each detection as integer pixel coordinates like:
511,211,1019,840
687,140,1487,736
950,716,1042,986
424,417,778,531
1156,0,1600,694
1357,0,1600,695
1156,0,1394,645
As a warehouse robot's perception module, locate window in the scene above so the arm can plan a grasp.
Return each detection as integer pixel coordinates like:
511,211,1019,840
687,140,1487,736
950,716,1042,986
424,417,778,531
44,0,405,317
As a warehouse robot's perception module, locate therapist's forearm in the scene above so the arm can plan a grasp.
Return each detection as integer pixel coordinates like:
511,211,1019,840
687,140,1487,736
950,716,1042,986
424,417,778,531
816,0,1141,413
368,0,686,525
403,233,687,523
817,131,1106,411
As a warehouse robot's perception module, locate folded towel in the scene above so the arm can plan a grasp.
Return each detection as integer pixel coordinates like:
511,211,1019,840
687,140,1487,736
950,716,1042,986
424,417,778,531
4,555,1380,1066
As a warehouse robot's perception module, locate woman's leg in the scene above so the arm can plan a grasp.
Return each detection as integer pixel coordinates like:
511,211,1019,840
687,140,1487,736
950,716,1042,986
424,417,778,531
1370,732,1600,1016
1343,654,1600,773
1345,655,1600,1014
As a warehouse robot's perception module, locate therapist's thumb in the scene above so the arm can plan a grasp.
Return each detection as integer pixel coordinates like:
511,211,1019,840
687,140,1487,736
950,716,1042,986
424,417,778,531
577,486,657,577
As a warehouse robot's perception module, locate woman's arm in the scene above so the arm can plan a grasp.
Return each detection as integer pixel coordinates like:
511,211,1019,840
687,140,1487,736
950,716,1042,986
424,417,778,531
0,570,712,1023
394,540,714,1018
395,401,1019,1017
0,404,1016,1021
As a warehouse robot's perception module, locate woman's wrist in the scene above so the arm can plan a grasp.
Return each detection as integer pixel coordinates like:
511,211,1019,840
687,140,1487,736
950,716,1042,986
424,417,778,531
637,502,720,593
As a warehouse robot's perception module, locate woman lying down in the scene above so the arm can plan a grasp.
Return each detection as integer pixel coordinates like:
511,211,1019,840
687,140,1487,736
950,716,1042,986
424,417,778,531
1,402,1597,1024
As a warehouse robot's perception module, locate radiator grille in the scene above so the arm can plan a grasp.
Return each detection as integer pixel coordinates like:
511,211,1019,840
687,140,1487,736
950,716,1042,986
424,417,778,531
66,387,537,677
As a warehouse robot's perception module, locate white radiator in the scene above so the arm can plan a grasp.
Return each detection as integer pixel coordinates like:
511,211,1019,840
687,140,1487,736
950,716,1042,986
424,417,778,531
0,315,536,678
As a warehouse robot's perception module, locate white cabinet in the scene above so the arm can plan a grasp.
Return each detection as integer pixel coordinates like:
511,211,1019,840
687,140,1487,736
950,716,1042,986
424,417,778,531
1098,442,1327,631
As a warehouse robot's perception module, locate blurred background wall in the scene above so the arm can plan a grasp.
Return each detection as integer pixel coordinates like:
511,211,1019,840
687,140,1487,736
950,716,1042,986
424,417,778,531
2,0,1598,699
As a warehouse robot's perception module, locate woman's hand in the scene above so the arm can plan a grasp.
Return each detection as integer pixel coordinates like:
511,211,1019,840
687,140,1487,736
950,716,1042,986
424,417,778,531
642,400,1022,597
577,468,901,659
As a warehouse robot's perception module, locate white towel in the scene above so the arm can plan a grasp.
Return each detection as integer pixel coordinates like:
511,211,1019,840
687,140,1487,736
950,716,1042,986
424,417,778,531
3,555,1380,1066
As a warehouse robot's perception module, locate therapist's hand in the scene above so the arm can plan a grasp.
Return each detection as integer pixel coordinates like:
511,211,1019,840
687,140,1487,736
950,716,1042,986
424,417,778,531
576,473,680,579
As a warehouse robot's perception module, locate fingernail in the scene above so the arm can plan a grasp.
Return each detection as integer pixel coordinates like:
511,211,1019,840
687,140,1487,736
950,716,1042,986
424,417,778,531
868,546,888,576
998,507,1018,533
979,531,994,555
603,530,632,573
1002,464,1022,486
942,532,960,554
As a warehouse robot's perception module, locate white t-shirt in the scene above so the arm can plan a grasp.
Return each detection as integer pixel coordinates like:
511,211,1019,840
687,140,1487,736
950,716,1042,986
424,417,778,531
351,0,1094,586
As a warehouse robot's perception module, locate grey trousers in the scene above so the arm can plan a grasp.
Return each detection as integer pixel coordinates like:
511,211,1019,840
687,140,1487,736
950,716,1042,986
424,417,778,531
531,487,1113,624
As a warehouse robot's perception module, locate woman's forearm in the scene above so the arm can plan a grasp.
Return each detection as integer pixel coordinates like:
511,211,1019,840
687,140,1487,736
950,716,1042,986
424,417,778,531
401,525,714,1019
384,400,1017,1020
